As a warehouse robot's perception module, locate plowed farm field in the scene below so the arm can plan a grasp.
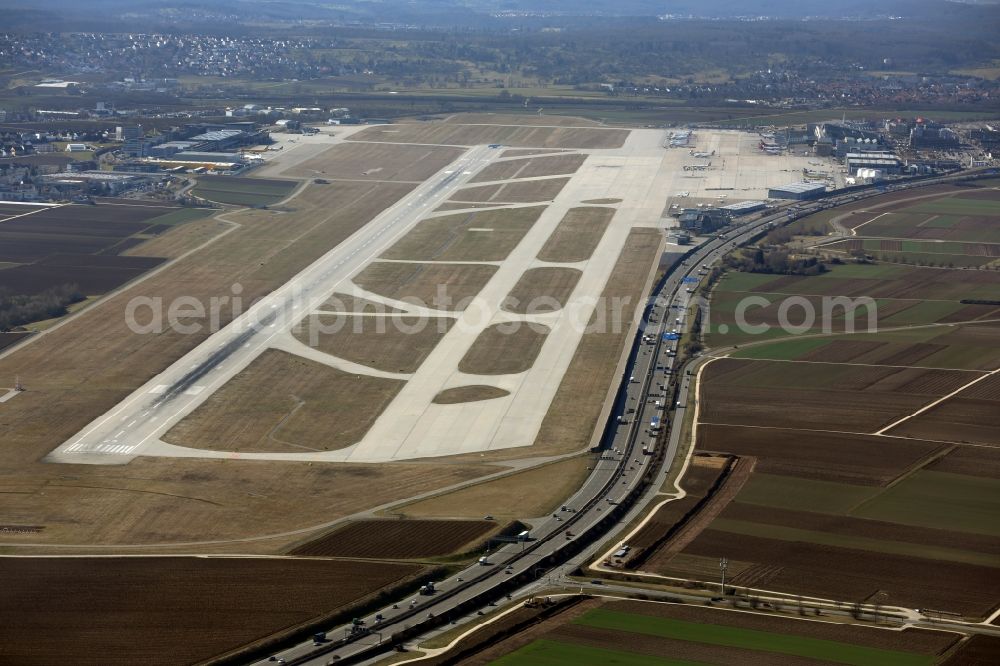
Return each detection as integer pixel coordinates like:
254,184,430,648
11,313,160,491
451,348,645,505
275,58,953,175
290,519,496,558
0,556,423,666
660,187,1000,619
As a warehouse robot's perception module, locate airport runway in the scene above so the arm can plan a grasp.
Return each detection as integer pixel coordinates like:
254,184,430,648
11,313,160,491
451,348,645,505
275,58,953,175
47,145,497,464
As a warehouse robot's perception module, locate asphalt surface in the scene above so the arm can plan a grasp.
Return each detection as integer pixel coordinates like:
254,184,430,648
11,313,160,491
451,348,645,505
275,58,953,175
247,167,999,666
47,145,497,464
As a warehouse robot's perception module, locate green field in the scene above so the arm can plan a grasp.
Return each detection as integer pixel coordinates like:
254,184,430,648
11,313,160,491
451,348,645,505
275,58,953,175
731,324,1000,370
851,470,1000,537
729,337,830,360
706,259,1000,347
710,518,999,567
907,197,1000,216
814,263,910,279
573,610,934,666
491,639,704,666
878,300,967,326
736,474,880,515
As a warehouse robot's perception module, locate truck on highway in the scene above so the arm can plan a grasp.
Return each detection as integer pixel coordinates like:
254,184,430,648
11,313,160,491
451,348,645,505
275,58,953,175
650,415,661,432
478,556,490,565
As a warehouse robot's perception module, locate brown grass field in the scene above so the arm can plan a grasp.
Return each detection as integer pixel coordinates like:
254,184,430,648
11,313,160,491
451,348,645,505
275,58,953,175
351,261,498,310
527,228,661,458
451,177,570,203
432,385,511,404
0,457,496,551
293,314,454,373
2,179,508,548
280,142,464,181
449,183,501,202
458,322,550,375
289,519,496,558
0,556,423,666
445,113,604,127
470,154,586,183
163,349,404,453
380,206,545,262
433,201,509,211
319,292,405,313
536,206,614,263
395,455,594,521
502,267,582,314
350,123,629,148
124,211,232,260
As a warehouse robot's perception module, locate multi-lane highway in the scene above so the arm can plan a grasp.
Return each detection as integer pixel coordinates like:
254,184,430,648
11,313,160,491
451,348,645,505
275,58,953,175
248,185,788,666
247,166,1000,666
47,145,498,464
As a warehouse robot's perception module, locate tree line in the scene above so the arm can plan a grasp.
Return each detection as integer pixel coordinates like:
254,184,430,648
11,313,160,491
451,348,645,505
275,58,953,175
0,284,84,330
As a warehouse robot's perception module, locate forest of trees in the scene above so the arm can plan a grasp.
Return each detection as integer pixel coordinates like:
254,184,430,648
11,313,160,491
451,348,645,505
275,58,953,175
0,284,84,330
725,248,827,276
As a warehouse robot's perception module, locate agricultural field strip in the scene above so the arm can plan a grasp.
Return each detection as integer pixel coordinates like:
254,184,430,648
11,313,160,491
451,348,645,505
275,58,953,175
0,203,67,224
850,212,892,235
575,609,936,665
877,368,1000,435
710,356,988,373
48,145,498,463
625,320,998,608
716,288,966,304
708,316,1000,360
674,219,1000,614
694,421,1000,450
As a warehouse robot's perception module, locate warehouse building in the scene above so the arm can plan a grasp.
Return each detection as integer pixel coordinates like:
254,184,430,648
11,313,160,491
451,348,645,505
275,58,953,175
186,129,246,152
721,200,766,216
845,152,902,175
678,207,731,234
169,151,245,168
149,141,199,158
768,181,827,200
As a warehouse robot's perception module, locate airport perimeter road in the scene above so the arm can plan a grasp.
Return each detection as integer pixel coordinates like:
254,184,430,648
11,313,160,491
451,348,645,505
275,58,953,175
47,145,498,465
